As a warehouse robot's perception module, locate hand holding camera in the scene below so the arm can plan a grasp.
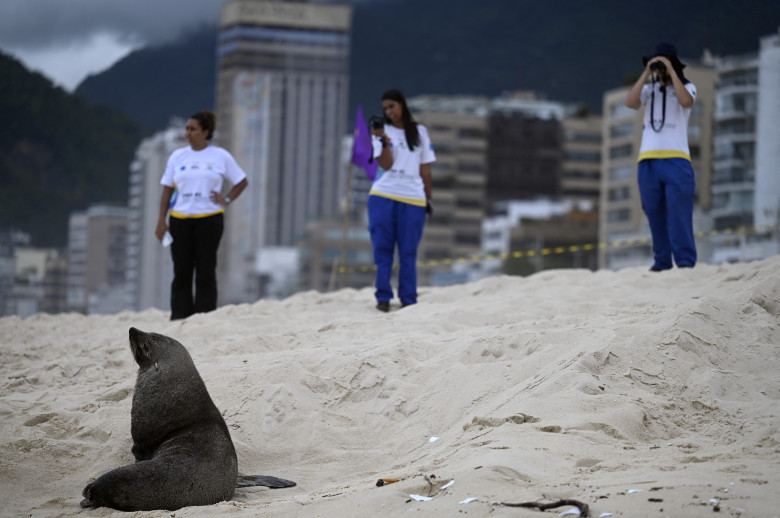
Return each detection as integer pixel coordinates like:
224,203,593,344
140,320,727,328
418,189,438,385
647,55,672,76
649,61,666,73
369,115,384,131
369,115,390,148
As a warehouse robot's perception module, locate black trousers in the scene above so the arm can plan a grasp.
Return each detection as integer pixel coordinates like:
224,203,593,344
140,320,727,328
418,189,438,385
168,213,224,320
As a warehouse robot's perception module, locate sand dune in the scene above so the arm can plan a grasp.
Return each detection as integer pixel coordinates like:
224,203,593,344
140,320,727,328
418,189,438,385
1,256,779,517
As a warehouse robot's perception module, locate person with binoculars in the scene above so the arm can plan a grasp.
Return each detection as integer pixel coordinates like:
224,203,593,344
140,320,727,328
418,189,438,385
367,88,436,312
625,43,697,271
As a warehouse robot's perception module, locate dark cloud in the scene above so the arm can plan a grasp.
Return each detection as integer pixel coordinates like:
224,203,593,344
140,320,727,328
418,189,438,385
0,0,225,50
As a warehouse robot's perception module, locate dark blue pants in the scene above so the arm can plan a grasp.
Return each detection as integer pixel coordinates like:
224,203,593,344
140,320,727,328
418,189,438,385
168,213,224,320
637,158,697,269
367,195,426,305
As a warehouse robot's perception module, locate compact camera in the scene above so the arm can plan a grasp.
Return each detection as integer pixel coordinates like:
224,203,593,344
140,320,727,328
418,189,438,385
649,61,667,73
369,115,385,131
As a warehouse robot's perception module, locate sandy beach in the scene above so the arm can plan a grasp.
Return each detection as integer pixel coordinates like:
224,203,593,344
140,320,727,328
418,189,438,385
1,256,779,517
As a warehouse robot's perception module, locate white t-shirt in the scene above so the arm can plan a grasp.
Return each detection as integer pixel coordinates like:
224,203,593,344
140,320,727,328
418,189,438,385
160,145,247,218
370,123,436,206
638,81,697,162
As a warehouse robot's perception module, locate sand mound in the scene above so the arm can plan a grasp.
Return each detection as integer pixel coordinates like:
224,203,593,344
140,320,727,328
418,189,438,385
2,256,779,517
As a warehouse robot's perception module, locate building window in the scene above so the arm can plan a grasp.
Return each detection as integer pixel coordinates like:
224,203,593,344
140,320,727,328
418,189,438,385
608,208,630,223
712,191,754,211
609,186,631,201
458,162,484,172
718,69,758,88
610,165,633,181
713,166,755,184
610,122,633,139
565,131,601,143
610,103,635,120
714,141,755,160
609,144,633,159
565,150,601,161
458,127,485,139
716,92,758,116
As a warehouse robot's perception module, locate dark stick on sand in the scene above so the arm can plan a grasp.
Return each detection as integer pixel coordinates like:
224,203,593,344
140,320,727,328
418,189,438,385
499,498,590,517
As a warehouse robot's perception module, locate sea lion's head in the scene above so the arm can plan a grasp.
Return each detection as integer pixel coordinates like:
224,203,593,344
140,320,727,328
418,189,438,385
128,327,188,371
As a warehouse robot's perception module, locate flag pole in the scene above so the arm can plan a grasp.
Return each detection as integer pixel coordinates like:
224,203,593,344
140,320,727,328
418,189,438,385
337,161,355,290
333,104,375,291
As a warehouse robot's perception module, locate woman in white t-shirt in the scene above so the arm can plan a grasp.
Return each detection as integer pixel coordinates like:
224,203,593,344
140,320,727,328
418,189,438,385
155,111,248,320
369,89,436,312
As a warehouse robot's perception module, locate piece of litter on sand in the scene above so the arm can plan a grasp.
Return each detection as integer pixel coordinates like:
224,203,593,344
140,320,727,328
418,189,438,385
460,497,478,504
429,436,439,443
441,480,455,489
599,513,613,517
628,489,644,493
559,507,581,516
376,478,399,487
410,494,433,501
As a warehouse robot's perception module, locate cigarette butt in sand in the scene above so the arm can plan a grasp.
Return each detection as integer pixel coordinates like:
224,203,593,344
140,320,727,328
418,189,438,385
376,478,399,487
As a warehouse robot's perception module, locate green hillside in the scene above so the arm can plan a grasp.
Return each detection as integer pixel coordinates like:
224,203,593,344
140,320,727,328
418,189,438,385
0,52,141,247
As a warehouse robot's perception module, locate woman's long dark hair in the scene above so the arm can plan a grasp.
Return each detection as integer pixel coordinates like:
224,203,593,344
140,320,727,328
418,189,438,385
382,89,420,150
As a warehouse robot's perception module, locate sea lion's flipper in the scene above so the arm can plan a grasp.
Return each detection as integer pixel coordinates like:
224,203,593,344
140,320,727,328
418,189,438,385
236,474,297,488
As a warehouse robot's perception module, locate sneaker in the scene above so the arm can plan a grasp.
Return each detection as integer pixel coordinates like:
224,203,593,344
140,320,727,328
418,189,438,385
376,301,390,312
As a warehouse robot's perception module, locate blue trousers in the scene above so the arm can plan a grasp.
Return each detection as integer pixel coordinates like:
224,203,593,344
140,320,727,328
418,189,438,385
367,195,426,305
637,158,697,269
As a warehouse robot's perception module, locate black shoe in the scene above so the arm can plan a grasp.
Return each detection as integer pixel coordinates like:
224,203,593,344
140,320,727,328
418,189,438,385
649,267,663,272
376,301,390,312
400,301,414,308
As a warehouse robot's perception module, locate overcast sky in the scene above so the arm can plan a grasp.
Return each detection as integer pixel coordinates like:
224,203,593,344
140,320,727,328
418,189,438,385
0,0,226,90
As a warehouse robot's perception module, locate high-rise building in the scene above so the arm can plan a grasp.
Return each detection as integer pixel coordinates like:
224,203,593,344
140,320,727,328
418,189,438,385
486,92,569,209
599,64,717,270
12,248,68,317
67,205,129,314
126,122,185,312
754,30,780,233
215,0,352,303
709,29,780,263
561,114,603,205
0,230,25,316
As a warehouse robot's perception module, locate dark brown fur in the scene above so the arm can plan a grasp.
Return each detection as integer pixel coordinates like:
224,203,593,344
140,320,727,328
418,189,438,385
80,328,293,511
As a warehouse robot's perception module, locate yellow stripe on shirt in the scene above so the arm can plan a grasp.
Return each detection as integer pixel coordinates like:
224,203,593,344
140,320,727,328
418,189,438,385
638,150,691,162
369,190,427,207
170,208,225,219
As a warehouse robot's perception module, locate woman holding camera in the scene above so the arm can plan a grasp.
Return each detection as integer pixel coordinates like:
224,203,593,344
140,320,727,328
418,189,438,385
625,43,697,271
368,88,436,312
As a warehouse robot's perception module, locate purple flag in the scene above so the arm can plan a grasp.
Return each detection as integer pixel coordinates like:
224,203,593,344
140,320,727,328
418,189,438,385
350,104,379,180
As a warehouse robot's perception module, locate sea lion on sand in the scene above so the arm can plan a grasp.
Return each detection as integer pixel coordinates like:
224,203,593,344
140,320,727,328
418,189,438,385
80,327,295,511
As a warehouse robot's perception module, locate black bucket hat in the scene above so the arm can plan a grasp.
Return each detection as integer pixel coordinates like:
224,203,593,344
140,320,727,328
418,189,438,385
642,42,686,70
